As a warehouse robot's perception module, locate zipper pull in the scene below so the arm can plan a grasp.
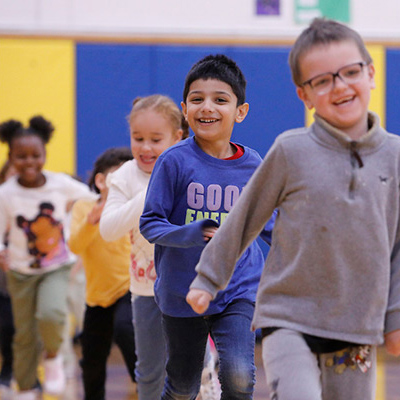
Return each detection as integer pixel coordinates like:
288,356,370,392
350,141,364,168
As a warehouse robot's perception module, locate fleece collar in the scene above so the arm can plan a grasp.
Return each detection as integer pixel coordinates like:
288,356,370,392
310,112,387,154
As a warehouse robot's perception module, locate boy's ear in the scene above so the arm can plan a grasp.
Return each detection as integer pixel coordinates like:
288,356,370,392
367,63,376,90
181,102,187,120
296,86,314,110
235,103,249,123
174,128,183,144
94,172,106,193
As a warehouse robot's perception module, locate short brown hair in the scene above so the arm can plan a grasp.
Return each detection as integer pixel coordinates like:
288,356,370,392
289,18,373,87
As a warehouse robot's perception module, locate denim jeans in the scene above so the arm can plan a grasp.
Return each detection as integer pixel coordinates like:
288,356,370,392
80,291,136,400
132,295,166,400
161,299,256,400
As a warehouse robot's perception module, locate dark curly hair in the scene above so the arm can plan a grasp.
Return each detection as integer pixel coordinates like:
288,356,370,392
0,115,54,148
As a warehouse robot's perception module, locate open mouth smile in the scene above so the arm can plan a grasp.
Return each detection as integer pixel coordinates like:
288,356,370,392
334,95,355,106
199,118,218,124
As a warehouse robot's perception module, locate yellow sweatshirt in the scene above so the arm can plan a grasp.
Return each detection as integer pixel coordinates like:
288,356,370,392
68,198,130,307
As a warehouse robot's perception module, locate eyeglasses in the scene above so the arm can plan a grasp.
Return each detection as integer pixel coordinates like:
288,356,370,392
301,61,368,95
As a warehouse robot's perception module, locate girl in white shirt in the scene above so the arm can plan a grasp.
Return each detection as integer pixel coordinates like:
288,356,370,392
100,95,185,399
0,116,93,400
101,95,220,400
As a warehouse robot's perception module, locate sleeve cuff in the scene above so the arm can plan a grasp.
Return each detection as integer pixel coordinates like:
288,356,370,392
385,310,400,334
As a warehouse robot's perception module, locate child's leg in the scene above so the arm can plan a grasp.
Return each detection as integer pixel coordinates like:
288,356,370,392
161,313,209,400
262,328,322,400
319,345,376,400
0,294,15,386
210,300,255,400
112,291,137,383
198,337,221,399
132,295,166,400
36,265,70,355
6,271,41,391
80,303,115,400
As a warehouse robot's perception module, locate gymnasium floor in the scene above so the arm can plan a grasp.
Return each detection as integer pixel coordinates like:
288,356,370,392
48,342,400,400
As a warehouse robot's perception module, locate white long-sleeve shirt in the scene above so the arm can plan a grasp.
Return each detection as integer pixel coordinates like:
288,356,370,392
100,159,155,296
0,171,94,275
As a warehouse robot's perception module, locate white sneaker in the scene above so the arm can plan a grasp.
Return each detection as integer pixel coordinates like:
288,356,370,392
43,355,66,395
13,389,39,400
198,358,221,400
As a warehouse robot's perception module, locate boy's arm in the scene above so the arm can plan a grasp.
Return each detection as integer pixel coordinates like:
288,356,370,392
188,141,287,309
384,330,400,356
259,209,277,245
384,226,400,356
140,157,219,248
68,200,98,255
186,288,213,314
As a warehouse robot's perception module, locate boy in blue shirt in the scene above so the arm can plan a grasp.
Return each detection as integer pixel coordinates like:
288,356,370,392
187,19,400,400
140,54,274,399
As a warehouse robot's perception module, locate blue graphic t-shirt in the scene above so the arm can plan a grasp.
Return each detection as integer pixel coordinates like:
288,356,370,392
140,137,274,317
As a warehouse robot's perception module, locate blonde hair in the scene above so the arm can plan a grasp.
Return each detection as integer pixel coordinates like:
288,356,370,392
127,94,189,139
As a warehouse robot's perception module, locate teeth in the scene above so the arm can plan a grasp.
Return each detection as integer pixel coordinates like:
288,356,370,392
335,96,353,105
199,119,217,123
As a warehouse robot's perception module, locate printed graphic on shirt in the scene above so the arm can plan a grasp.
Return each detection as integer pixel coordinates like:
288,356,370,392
131,256,156,284
129,230,156,285
185,182,242,225
16,202,69,269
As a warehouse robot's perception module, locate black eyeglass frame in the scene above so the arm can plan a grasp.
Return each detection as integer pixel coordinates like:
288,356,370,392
300,61,369,90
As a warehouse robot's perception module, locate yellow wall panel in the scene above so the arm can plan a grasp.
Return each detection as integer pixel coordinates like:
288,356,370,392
305,44,386,128
367,44,385,127
0,39,75,173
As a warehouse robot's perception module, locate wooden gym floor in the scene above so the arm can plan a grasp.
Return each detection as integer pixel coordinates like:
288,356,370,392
45,342,400,400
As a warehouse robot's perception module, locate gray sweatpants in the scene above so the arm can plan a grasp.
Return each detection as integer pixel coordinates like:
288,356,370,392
262,328,376,400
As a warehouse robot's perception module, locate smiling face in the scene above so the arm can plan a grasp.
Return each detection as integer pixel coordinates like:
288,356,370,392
296,40,375,140
130,109,182,174
181,78,248,150
9,135,46,188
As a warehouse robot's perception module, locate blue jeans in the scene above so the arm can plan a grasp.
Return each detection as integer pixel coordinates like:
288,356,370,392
131,295,166,400
161,299,256,400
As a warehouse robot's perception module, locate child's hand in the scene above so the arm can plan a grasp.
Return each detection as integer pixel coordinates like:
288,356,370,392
203,226,218,242
186,288,212,314
0,249,9,272
87,199,106,225
384,329,400,356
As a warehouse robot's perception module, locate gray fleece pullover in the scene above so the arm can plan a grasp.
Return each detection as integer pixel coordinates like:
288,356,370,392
191,112,400,346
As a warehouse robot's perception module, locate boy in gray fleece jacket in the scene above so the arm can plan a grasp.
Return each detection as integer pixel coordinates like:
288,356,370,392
186,18,400,400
